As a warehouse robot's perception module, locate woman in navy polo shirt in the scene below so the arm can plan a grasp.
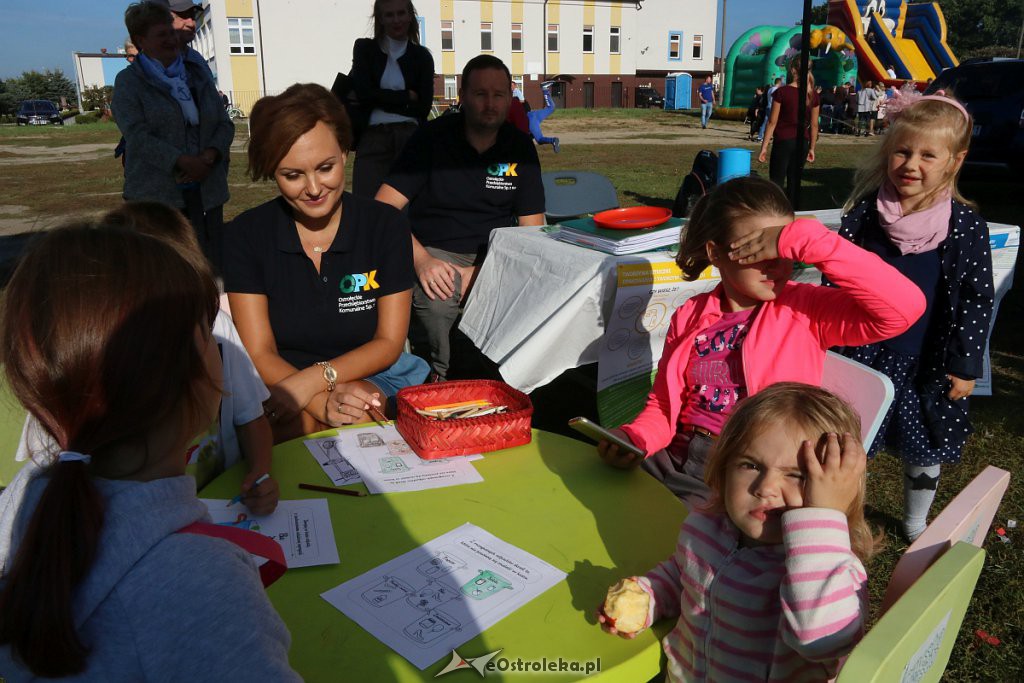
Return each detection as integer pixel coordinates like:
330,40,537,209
225,83,428,443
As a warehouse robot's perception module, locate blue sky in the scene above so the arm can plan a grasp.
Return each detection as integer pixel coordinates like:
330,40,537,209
0,1,809,81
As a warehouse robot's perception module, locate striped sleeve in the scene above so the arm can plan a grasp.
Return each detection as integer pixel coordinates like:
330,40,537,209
778,508,867,664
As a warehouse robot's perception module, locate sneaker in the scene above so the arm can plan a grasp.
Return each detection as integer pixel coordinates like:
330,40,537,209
552,138,560,154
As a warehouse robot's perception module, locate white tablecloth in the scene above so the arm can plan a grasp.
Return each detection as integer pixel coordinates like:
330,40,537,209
460,210,1018,394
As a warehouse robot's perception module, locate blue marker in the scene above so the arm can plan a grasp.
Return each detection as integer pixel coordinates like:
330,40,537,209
226,473,271,507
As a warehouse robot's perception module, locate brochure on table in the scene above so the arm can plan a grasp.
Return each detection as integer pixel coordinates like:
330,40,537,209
310,425,484,494
199,498,340,569
321,523,566,670
595,220,1018,424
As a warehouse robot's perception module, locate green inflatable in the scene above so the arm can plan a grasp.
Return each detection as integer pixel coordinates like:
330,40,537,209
722,24,859,108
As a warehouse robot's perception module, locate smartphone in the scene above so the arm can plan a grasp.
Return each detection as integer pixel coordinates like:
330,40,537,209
568,417,645,457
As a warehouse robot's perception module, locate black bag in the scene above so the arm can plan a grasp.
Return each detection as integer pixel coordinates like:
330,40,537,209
672,150,718,218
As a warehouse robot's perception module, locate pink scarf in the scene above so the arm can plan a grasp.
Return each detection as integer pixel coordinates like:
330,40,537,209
876,181,951,255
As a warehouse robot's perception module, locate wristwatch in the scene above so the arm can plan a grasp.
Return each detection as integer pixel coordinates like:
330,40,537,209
315,361,337,392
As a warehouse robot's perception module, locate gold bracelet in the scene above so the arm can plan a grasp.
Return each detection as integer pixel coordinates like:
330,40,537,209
315,361,337,392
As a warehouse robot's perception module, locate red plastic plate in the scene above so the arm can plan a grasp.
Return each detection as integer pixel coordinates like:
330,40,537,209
592,206,673,230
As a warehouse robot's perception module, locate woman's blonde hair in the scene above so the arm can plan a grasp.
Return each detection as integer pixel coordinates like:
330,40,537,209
844,94,975,213
704,382,880,563
676,176,793,280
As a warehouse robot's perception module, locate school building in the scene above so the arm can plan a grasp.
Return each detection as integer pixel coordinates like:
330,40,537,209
191,0,718,114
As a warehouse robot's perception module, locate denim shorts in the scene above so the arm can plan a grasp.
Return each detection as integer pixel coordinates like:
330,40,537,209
365,352,431,398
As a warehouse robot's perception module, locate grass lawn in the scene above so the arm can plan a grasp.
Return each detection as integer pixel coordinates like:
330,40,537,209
0,116,1022,679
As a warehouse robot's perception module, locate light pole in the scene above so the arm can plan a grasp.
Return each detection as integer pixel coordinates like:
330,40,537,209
719,0,727,103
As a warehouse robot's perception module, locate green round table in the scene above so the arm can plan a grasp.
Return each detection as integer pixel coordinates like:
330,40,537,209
202,428,684,681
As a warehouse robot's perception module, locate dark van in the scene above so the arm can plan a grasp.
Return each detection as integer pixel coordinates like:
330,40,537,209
634,86,665,109
926,58,1024,175
16,100,63,126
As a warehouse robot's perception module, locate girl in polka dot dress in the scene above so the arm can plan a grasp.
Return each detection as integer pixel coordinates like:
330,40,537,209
834,91,994,541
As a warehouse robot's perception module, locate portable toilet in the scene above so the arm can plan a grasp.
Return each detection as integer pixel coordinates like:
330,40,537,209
664,72,692,110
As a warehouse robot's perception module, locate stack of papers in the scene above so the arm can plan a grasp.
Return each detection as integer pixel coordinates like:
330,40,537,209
553,216,684,255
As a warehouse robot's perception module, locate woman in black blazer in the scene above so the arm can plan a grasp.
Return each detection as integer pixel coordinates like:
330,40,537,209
350,0,435,197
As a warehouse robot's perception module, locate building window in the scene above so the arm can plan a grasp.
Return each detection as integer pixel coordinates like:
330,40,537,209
481,22,492,51
692,34,703,60
441,20,454,51
444,76,457,101
417,16,426,47
610,26,621,55
668,32,682,61
511,23,523,52
227,17,255,55
547,24,559,52
512,75,524,96
583,25,594,54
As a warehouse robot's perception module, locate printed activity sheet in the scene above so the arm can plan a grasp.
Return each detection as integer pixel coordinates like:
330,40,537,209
304,436,363,486
321,523,566,669
200,498,340,569
331,424,484,494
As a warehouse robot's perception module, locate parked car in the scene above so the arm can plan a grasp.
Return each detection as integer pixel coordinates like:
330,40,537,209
634,86,665,109
16,100,63,126
925,58,1024,175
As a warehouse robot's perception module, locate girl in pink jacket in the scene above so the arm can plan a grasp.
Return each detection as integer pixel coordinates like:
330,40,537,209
599,383,877,682
598,176,925,506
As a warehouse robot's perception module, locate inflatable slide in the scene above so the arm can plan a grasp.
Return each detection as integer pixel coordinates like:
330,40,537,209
829,0,958,83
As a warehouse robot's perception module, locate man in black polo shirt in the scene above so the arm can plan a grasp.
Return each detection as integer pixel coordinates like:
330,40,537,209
376,54,545,380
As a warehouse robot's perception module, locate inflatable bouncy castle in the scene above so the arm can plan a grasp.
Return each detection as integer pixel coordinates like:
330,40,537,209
829,0,958,83
721,25,858,108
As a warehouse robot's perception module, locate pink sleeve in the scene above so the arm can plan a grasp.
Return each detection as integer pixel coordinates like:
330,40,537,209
778,508,868,666
641,532,687,623
777,218,925,348
620,305,690,456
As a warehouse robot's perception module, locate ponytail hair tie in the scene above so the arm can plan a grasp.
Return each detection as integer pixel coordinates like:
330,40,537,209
58,451,92,465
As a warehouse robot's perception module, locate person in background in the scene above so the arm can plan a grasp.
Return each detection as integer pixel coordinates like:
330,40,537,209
857,79,878,136
0,224,300,680
528,81,560,153
124,37,138,62
698,75,715,129
226,84,428,443
746,85,765,141
112,2,233,274
835,92,993,541
376,55,546,381
599,384,874,682
820,84,837,134
759,77,782,141
759,61,820,196
349,0,434,198
886,64,898,79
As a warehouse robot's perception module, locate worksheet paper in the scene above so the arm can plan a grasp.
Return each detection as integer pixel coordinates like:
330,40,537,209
200,498,340,568
321,523,566,670
324,425,484,494
304,436,363,486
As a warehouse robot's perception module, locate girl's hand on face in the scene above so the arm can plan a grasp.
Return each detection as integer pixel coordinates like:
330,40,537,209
799,432,866,513
596,608,640,639
728,224,785,264
947,375,975,400
597,428,643,470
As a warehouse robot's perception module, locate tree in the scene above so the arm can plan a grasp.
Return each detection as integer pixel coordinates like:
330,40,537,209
5,69,77,107
808,2,830,26
919,0,1023,59
81,85,114,111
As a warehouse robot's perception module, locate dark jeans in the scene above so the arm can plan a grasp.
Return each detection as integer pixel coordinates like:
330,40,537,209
181,187,224,275
769,137,807,198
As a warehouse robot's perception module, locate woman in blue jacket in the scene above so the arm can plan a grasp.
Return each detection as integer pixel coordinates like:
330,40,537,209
112,2,233,273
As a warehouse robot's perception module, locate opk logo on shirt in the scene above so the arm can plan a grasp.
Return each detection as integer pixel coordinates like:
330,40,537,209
487,163,518,177
339,270,379,294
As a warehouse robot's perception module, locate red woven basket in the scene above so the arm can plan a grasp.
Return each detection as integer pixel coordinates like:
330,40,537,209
395,380,533,459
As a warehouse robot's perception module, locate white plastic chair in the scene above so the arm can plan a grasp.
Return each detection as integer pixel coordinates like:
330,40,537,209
820,350,895,448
